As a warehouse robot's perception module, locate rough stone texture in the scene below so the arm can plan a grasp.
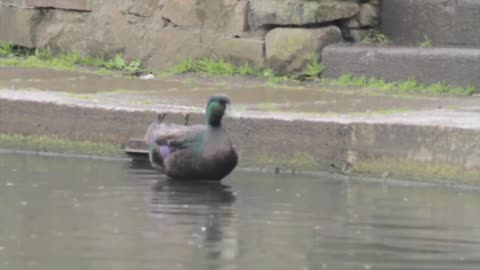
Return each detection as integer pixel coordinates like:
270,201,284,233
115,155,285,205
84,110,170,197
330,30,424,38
322,44,480,90
127,0,162,17
26,0,92,11
382,0,480,46
147,27,222,70
266,26,342,74
2,0,27,7
248,0,359,30
356,3,379,27
211,37,265,67
0,6,42,47
161,0,248,35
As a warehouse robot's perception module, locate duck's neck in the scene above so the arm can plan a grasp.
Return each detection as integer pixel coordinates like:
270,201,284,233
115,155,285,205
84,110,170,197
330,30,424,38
206,102,224,127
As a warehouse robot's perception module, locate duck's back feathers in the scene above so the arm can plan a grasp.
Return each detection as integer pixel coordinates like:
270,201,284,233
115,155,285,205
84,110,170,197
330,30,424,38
144,114,237,181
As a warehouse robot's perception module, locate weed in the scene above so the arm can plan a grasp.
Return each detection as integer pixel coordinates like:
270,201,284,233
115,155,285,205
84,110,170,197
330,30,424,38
193,58,237,75
0,47,145,74
238,63,255,76
0,133,123,157
361,30,391,46
0,42,14,57
303,59,325,80
323,73,476,96
420,34,432,48
164,58,289,82
396,78,423,92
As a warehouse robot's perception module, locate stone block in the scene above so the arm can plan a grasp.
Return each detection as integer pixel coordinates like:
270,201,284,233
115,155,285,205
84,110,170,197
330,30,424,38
265,26,342,74
128,0,162,17
0,6,42,47
248,0,359,30
26,0,91,11
322,44,480,89
161,0,247,34
212,38,265,68
146,27,221,70
382,0,480,46
357,3,379,27
2,0,28,7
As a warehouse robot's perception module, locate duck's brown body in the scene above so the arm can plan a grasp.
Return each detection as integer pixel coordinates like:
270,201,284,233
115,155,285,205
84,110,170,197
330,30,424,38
144,95,238,181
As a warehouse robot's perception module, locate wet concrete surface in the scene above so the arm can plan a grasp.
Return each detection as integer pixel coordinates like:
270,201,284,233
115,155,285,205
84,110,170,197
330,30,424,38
1,66,479,116
1,66,480,184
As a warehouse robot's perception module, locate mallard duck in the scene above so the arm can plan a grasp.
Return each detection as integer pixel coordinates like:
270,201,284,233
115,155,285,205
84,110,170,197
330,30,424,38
144,94,238,181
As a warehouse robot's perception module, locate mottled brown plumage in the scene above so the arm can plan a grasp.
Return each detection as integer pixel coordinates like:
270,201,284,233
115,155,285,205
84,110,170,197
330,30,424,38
144,95,238,181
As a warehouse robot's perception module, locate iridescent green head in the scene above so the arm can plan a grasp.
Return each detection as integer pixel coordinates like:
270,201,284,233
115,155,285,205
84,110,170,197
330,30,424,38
205,94,230,127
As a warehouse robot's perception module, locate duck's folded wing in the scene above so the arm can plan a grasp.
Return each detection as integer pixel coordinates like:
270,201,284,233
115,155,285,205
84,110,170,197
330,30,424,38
146,124,205,148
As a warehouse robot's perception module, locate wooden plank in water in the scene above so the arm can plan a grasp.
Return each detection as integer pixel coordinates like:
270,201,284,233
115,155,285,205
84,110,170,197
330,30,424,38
125,138,149,160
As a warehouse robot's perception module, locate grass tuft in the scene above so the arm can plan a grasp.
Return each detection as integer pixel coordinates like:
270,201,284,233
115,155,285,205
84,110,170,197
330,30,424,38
323,73,476,96
0,133,123,157
0,47,145,74
303,59,325,80
0,42,15,57
361,31,391,46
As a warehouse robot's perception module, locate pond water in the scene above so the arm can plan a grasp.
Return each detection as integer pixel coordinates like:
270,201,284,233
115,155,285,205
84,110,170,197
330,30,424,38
1,152,480,270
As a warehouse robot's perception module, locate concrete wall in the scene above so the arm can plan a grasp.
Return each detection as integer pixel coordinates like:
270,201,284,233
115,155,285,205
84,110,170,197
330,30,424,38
322,45,480,89
381,0,480,46
1,97,479,184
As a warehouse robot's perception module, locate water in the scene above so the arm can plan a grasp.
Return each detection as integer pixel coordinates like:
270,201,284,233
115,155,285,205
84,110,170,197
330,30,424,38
1,152,480,270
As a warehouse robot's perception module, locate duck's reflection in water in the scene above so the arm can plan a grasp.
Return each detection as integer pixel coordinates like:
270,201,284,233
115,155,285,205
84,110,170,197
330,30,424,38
150,179,238,268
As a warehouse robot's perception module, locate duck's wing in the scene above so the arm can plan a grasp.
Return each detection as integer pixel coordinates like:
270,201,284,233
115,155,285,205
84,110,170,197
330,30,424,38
145,121,205,149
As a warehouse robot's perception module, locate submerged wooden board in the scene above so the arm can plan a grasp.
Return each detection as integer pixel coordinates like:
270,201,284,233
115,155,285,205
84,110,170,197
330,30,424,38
125,138,149,160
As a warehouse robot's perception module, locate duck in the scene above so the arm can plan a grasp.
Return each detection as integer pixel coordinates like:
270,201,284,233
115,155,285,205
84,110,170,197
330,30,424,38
144,94,238,181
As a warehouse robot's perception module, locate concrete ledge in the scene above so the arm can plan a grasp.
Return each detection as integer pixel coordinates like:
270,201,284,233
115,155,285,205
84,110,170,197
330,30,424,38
1,91,480,185
322,44,480,89
381,0,480,46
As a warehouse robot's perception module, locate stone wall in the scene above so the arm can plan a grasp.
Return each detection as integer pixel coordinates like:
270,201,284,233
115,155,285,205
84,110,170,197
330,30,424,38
0,0,381,73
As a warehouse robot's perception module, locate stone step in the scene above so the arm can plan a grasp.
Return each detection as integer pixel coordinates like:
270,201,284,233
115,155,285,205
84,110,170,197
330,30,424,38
322,44,480,90
381,0,480,46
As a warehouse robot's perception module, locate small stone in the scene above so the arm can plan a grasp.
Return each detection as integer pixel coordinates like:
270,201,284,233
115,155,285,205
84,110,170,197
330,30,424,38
139,74,155,80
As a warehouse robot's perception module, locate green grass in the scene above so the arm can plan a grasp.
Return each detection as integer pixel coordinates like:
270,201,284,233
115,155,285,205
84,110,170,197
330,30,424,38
0,42,14,57
164,58,325,83
165,58,476,96
322,74,476,96
0,46,146,73
420,34,432,48
303,59,326,80
361,31,391,46
0,133,123,157
164,58,287,81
